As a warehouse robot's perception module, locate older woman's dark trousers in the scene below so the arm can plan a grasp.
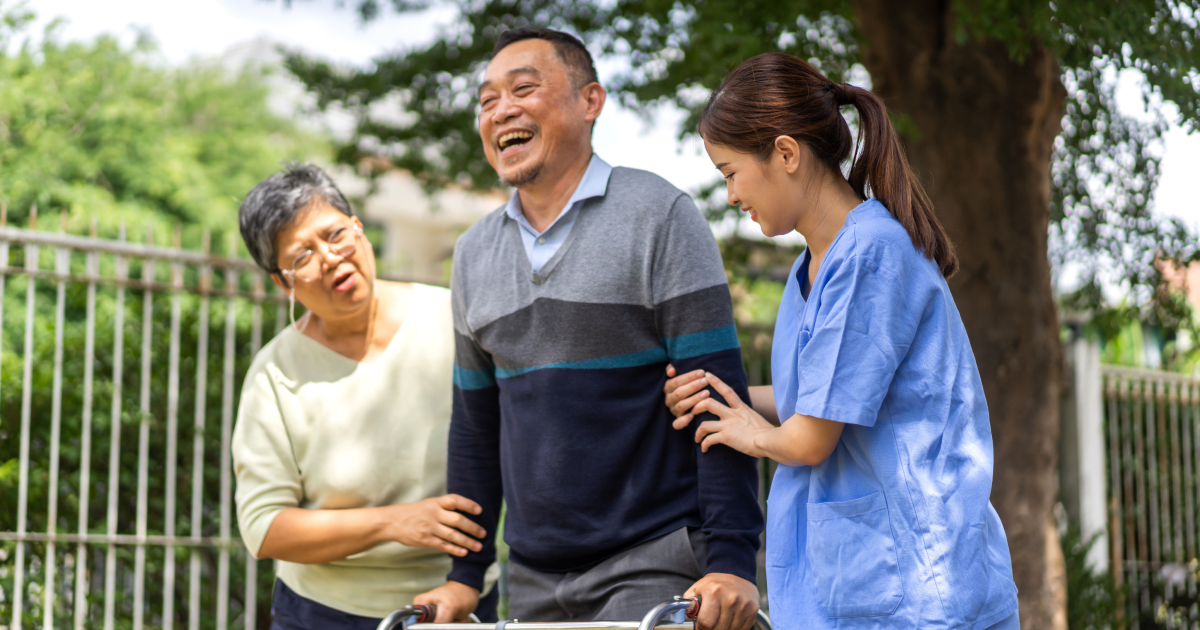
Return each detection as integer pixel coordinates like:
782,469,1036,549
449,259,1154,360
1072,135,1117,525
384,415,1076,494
269,580,499,630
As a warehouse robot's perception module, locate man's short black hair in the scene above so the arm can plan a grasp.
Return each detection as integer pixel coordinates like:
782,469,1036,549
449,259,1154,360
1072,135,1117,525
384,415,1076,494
493,27,598,91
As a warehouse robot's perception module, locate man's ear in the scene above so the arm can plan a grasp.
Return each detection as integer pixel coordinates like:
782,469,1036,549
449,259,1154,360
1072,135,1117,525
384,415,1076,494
581,82,606,124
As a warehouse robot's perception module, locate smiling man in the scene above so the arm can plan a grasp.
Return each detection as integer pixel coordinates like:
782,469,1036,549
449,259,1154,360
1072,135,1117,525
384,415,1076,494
412,28,764,630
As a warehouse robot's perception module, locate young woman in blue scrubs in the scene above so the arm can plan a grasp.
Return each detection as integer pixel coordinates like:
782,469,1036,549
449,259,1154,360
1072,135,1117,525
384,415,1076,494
663,53,1021,629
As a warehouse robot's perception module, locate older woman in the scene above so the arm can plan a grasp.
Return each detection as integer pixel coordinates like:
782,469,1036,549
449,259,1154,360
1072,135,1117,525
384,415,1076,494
232,163,496,630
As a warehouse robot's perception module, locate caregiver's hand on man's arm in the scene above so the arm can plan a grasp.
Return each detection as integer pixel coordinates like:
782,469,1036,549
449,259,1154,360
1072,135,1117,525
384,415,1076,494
664,365,779,425
682,372,845,467
256,494,486,564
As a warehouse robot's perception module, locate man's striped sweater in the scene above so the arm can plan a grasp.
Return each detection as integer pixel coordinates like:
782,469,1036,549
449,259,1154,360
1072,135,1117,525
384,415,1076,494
447,166,763,589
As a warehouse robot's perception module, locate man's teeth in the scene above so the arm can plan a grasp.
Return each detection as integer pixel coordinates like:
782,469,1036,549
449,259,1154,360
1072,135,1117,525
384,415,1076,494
498,131,533,149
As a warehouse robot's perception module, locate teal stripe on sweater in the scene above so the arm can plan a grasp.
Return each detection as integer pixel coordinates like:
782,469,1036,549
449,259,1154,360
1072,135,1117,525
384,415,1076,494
454,364,497,390
664,325,740,360
486,325,741,381
495,347,669,379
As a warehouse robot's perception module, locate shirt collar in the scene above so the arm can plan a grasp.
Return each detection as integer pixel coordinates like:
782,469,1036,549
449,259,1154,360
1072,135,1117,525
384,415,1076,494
504,154,612,228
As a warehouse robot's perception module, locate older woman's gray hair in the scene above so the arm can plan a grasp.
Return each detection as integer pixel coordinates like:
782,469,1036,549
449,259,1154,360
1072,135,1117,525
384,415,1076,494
239,163,354,279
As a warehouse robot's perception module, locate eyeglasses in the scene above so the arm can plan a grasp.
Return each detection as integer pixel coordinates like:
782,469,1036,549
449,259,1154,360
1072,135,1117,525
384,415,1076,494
280,225,362,284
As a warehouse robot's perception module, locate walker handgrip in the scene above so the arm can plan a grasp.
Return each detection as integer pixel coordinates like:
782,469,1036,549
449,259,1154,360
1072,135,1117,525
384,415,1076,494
637,596,701,630
413,605,437,622
375,604,438,630
637,595,771,630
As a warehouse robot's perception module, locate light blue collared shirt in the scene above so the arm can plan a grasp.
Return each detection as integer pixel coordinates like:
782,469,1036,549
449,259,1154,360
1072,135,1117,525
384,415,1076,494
504,154,612,274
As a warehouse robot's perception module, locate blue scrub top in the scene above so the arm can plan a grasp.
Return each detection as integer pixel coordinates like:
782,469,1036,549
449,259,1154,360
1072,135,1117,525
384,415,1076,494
767,200,1018,629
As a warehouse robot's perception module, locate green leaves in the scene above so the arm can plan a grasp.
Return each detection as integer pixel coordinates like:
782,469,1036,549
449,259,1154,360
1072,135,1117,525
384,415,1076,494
0,7,325,246
279,0,1200,326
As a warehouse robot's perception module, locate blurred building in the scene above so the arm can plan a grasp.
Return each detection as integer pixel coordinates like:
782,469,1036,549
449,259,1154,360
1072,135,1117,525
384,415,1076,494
339,170,505,284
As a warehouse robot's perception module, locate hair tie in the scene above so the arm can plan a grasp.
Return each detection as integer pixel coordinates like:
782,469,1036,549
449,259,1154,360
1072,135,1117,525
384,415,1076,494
828,82,855,107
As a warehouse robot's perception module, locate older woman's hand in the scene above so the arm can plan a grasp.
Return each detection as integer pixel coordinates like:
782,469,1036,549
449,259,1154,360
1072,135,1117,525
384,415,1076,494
386,494,487,557
257,494,487,565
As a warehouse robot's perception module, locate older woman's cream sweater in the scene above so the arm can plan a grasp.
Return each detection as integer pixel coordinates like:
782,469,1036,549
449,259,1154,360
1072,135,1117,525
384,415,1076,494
233,283,476,617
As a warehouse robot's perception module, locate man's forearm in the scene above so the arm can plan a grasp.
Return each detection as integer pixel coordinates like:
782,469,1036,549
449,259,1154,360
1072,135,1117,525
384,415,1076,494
446,387,505,589
677,350,765,583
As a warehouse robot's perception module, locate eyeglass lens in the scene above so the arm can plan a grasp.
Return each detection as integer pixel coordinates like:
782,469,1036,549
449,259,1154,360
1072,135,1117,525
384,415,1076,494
289,227,358,282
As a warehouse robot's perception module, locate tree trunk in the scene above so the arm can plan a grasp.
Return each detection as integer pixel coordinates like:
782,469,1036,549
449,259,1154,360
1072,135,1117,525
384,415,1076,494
852,2,1067,628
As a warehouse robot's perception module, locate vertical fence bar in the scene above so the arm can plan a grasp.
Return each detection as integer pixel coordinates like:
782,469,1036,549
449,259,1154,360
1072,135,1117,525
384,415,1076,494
1183,383,1197,597
134,234,155,630
104,227,128,630
1107,373,1125,617
1137,376,1150,627
0,205,6,447
1156,381,1172,569
1170,382,1185,564
188,235,212,630
75,230,99,630
245,272,266,630
217,241,238,630
0,216,7,623
1147,379,1162,580
13,231,40,630
43,236,70,629
164,237,184,630
1120,376,1136,625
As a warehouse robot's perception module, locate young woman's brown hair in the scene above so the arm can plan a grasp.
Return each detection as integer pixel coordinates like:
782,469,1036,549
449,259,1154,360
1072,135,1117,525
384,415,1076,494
699,52,958,278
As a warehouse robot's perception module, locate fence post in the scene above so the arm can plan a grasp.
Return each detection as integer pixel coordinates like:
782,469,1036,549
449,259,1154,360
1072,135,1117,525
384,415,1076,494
1060,331,1109,571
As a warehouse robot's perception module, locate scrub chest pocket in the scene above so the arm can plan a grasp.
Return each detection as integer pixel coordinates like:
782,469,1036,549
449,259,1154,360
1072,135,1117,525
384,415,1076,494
806,492,904,618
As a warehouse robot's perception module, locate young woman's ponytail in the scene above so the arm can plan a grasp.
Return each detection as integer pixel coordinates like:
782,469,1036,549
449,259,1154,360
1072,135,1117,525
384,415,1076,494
699,54,959,278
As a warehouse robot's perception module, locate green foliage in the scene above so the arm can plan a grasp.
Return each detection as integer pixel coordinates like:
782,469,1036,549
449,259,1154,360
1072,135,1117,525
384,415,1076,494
0,1,326,245
275,0,1200,324
0,3,321,624
0,247,283,628
1061,527,1121,630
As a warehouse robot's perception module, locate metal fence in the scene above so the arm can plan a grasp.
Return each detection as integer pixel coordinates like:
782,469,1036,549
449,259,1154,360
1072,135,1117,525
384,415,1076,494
0,212,289,630
1104,365,1200,628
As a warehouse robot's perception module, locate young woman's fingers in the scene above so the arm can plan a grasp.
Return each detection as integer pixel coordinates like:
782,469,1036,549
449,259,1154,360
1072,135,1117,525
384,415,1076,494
671,413,694,431
692,397,733,419
700,431,726,453
666,364,677,378
664,370,708,403
694,419,723,444
671,389,710,417
703,372,745,408
438,493,482,515
667,379,710,415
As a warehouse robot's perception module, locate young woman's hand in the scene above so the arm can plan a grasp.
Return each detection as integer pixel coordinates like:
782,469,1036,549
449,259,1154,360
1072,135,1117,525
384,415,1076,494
664,364,712,426
386,494,487,557
688,372,776,457
665,364,780,426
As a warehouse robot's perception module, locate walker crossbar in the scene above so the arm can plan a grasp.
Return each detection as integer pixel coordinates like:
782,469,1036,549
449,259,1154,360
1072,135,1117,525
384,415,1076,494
376,597,772,630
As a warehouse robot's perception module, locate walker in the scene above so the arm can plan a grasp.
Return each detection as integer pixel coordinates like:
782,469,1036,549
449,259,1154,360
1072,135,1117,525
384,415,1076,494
376,596,772,630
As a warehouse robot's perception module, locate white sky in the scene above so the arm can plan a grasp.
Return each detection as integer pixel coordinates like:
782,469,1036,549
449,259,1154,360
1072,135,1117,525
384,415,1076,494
23,0,1200,235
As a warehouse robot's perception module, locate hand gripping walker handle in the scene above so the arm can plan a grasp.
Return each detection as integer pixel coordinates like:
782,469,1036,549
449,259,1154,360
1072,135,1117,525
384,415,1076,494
638,595,772,630
376,604,438,630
